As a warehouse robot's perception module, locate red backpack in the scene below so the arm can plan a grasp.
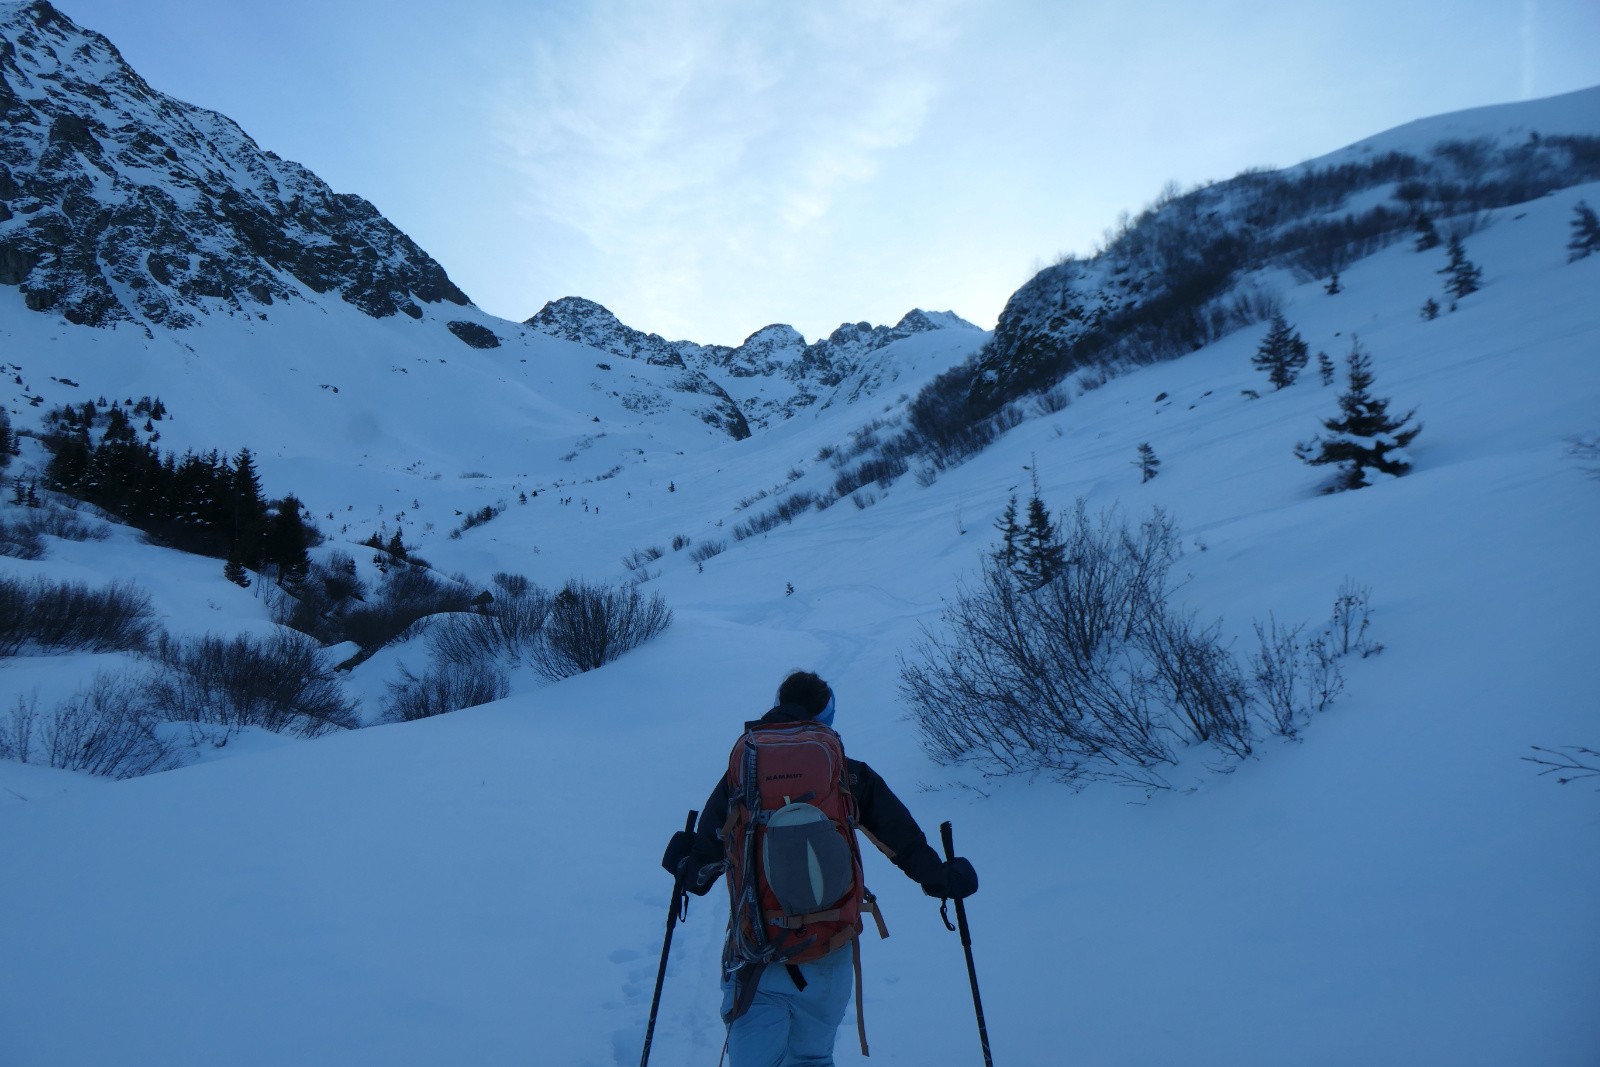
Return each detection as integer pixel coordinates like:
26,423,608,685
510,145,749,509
720,720,889,1050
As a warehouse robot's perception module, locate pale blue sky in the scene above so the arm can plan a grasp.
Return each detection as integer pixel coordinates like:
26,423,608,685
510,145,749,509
49,0,1600,344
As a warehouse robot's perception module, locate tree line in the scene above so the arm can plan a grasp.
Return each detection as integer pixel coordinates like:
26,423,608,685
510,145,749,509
42,400,313,581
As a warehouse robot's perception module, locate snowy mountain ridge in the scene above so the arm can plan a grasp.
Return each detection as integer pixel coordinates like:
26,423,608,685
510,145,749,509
526,296,981,430
969,84,1600,414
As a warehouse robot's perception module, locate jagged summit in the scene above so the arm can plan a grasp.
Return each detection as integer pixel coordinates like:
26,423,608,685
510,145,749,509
0,0,470,328
524,296,983,429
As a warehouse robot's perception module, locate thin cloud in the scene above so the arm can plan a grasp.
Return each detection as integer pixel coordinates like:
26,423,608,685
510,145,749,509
492,0,964,339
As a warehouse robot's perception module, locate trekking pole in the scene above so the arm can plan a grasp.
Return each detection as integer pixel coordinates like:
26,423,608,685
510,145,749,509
641,809,697,1067
940,821,994,1067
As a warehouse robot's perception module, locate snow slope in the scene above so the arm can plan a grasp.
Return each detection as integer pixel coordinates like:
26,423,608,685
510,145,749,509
2,119,1600,1067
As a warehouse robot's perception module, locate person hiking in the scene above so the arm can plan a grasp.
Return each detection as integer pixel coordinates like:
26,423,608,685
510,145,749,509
660,670,978,1066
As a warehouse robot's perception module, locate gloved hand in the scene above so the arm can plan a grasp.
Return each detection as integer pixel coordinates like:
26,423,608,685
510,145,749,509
920,857,978,900
661,830,695,879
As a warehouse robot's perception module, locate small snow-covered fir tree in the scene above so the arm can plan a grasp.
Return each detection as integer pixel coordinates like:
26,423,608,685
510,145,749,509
1317,350,1336,385
1438,234,1483,303
1325,271,1342,295
1296,339,1422,492
1252,314,1310,390
1568,200,1600,262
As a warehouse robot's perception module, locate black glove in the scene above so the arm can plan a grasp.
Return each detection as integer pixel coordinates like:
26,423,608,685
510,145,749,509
661,830,695,879
921,857,978,900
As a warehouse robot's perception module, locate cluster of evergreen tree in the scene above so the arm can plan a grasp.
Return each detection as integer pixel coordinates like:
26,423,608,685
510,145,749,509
43,408,312,580
992,471,1067,590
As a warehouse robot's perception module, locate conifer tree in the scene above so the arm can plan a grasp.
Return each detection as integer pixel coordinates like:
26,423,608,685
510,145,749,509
1295,339,1422,492
1324,271,1342,295
0,408,12,469
261,495,312,584
1568,200,1600,262
1414,213,1441,252
1252,314,1310,390
224,555,252,589
1135,443,1160,483
1018,490,1065,589
1317,350,1336,386
230,448,268,564
1438,234,1483,303
992,495,1021,574
1421,298,1440,321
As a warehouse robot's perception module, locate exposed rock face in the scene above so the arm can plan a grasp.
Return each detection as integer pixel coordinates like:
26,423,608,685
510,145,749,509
0,1,470,328
446,320,501,349
524,296,689,368
525,297,978,430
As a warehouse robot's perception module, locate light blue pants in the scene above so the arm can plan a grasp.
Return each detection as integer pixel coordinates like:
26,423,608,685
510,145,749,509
720,946,855,1067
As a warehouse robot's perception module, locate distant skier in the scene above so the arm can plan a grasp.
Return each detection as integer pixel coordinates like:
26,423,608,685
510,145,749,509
661,670,978,1065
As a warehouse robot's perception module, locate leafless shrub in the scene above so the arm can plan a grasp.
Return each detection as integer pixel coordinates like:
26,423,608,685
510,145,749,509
1253,616,1307,737
493,571,533,597
1329,579,1381,657
689,540,727,565
428,584,552,667
1141,607,1253,758
383,661,510,722
903,503,1255,787
623,545,665,571
0,516,47,559
532,580,672,680
0,692,41,762
0,576,157,657
340,565,473,650
733,491,819,540
25,507,110,542
38,672,174,778
1035,387,1072,416
671,534,692,551
146,629,358,738
832,453,909,498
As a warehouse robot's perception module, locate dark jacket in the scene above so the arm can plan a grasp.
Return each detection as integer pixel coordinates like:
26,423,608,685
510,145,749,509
684,703,944,894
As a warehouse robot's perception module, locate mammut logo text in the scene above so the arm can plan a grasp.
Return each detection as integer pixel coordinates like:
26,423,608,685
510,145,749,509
765,772,805,781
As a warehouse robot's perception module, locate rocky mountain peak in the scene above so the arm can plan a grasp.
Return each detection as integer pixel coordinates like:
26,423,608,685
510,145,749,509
0,0,470,328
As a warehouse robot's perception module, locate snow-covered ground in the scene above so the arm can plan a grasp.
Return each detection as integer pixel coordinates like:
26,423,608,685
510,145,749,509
3,173,1600,1067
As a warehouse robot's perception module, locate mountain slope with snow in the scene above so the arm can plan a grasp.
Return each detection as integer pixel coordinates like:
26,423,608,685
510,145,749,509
0,13,1597,1065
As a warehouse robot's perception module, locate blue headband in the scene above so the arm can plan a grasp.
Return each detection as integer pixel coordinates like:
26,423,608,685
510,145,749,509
816,694,836,726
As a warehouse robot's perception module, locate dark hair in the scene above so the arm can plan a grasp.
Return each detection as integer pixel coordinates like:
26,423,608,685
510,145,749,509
777,670,832,715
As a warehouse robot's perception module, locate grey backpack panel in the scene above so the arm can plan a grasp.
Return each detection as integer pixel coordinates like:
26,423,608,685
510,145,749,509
762,801,854,916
